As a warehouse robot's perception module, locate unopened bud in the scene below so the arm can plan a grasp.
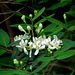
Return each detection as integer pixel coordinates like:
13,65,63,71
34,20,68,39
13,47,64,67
39,23,43,29
20,61,23,65
13,59,19,65
47,47,52,54
63,14,67,22
21,15,26,23
27,26,31,31
34,10,38,15
34,25,37,28
29,14,32,18
30,65,32,71
18,25,25,32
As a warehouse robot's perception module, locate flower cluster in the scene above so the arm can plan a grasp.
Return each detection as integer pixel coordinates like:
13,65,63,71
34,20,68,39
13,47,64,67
14,34,63,57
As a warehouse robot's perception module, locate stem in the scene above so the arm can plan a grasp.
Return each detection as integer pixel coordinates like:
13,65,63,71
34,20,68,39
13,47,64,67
31,20,34,37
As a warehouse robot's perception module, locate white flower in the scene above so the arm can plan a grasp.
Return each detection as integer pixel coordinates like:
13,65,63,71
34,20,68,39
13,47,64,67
16,40,28,55
32,38,45,55
50,35,63,50
14,34,30,41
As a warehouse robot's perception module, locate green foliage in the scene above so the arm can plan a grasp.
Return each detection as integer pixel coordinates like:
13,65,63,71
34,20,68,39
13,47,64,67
47,0,72,10
65,5,75,17
0,49,6,56
0,70,30,75
14,0,27,3
0,29,10,47
57,50,75,60
32,7,45,21
53,39,74,57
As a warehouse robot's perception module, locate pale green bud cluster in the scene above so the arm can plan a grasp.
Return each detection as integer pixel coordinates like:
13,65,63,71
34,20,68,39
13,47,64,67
13,59,19,65
35,23,43,34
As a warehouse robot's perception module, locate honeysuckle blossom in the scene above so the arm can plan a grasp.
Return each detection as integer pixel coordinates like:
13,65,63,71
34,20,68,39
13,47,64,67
32,37,45,55
14,34,30,41
14,34,63,57
16,39,28,55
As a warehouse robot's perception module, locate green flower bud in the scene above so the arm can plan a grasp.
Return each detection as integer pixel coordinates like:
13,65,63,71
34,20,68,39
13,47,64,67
23,68,26,70
20,61,23,65
29,14,32,18
47,47,52,54
13,59,19,65
30,65,32,71
21,15,26,23
63,14,67,22
34,25,37,28
34,10,38,15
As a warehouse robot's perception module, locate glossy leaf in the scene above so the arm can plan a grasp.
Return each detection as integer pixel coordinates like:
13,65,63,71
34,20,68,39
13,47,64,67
57,50,75,60
0,29,10,47
32,7,45,21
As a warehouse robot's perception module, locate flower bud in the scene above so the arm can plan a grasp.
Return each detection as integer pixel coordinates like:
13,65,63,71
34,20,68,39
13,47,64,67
29,14,32,18
27,26,31,31
20,61,23,65
39,23,43,29
21,15,26,23
18,25,25,32
13,59,19,65
47,47,52,54
30,65,32,71
63,14,67,22
23,68,25,70
34,25,37,28
34,10,38,15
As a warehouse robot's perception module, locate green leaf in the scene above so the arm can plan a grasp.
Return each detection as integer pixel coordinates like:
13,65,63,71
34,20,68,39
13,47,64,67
38,57,55,62
49,24,63,35
7,40,20,47
26,54,45,70
64,20,75,28
45,17,64,26
32,7,45,21
38,0,48,4
14,0,27,3
34,14,55,25
31,57,54,74
57,50,75,60
68,26,75,31
0,70,30,75
0,29,10,47
47,1,71,10
8,10,23,16
65,5,75,17
53,39,73,57
43,24,57,33
0,49,6,56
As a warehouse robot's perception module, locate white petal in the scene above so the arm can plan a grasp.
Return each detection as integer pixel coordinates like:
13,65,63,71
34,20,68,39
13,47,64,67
24,47,28,55
49,45,56,50
29,50,32,58
34,50,39,55
40,45,45,49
